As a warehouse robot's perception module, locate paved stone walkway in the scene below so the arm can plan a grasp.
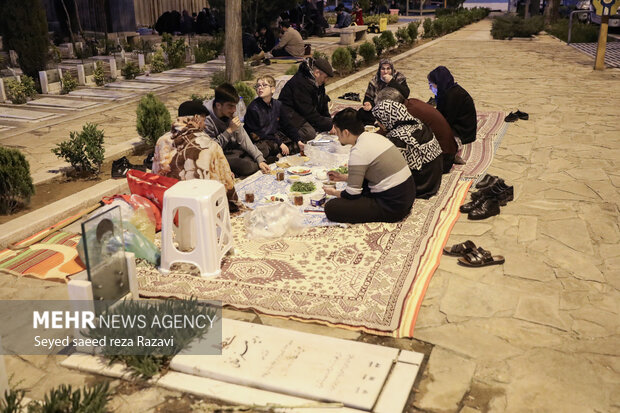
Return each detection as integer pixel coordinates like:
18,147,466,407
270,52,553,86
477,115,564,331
2,18,620,413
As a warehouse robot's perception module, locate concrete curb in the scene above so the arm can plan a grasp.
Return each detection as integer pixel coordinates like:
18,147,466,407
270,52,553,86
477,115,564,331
0,179,128,249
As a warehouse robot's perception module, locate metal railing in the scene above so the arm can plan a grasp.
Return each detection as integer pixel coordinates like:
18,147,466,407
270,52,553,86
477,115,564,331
568,10,593,44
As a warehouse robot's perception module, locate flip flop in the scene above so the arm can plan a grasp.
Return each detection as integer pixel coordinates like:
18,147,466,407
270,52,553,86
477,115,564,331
515,110,529,120
458,247,505,267
443,240,476,257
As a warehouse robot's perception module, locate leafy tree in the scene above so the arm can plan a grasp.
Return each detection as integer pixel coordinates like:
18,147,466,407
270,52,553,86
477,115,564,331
136,93,172,147
331,47,353,75
52,123,105,175
161,33,186,69
0,0,49,79
0,147,35,214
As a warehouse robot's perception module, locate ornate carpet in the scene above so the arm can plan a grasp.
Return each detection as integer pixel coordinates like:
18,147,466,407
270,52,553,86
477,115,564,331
138,172,470,337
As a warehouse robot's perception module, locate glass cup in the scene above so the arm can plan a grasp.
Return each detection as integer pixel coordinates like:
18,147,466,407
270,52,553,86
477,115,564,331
292,192,304,206
276,170,285,181
245,191,255,203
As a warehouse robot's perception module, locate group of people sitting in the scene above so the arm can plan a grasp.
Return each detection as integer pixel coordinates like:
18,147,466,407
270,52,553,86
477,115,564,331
151,57,477,225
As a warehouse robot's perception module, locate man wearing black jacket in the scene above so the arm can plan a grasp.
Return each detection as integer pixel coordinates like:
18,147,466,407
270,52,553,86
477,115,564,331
278,57,334,144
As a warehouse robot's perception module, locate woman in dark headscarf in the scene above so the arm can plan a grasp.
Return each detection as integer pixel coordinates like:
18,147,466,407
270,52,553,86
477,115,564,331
358,59,410,125
372,100,443,199
427,66,477,144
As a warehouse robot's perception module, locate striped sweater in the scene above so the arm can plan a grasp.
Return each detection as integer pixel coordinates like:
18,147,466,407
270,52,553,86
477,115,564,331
342,132,413,204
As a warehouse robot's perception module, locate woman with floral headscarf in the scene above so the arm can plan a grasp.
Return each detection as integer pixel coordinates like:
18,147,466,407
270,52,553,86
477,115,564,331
358,59,410,125
427,66,477,144
372,99,443,199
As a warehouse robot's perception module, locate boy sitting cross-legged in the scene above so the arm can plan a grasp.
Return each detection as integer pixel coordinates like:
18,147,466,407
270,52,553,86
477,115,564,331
244,75,299,163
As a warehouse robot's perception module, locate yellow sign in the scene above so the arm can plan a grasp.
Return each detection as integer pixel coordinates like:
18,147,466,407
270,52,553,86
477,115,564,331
592,0,619,16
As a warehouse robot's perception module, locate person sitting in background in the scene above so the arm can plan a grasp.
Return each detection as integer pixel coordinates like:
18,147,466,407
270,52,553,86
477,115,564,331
372,100,443,199
278,57,334,144
203,84,271,176
244,75,298,163
334,4,352,28
358,59,410,125
322,108,415,224
242,31,265,61
376,87,458,173
427,66,477,145
152,100,240,210
270,21,305,58
255,25,276,52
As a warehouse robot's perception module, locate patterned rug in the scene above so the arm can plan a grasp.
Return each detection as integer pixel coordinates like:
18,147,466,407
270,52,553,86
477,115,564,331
138,171,469,337
0,231,84,283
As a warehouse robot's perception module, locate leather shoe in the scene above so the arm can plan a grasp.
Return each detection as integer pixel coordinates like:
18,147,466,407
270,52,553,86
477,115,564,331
468,197,500,220
475,174,499,189
460,197,484,213
515,110,529,120
504,112,518,122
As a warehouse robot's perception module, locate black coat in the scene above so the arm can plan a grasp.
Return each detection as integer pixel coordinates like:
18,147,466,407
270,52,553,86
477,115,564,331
278,61,332,134
438,84,477,144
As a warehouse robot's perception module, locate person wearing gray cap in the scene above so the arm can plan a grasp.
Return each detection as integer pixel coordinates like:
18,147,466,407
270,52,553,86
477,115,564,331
278,57,334,146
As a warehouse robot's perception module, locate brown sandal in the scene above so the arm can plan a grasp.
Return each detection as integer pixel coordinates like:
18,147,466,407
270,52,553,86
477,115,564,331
457,247,505,267
443,240,476,257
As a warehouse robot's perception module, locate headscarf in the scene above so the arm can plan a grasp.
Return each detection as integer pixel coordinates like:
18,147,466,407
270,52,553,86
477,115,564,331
364,59,407,105
372,100,442,171
427,66,456,111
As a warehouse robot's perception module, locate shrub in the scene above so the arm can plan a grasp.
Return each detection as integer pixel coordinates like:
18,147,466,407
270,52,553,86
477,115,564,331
331,47,353,75
93,61,106,86
136,93,172,147
5,78,27,104
407,21,420,43
121,61,141,79
20,75,38,98
135,38,154,54
0,147,35,214
396,27,412,45
346,46,359,63
161,33,186,68
52,123,105,175
423,18,434,38
547,18,599,43
190,93,208,101
379,30,397,49
234,81,256,106
1,383,112,412
285,64,299,75
194,44,217,63
0,0,49,79
364,13,399,25
435,7,456,17
49,45,62,63
432,18,445,36
210,67,253,90
194,33,225,63
359,41,376,65
373,36,387,56
60,72,78,94
491,15,543,39
150,49,167,73
313,50,328,61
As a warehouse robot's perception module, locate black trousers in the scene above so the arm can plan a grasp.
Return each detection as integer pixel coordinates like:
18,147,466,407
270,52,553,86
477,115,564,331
225,148,259,177
272,48,293,57
411,156,443,199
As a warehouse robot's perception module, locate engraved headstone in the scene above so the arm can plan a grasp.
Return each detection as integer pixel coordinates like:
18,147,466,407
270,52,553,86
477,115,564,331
9,50,18,67
39,71,49,94
77,64,86,85
0,78,6,102
138,53,145,69
105,81,166,90
171,319,402,410
69,88,136,100
80,206,129,309
108,57,117,79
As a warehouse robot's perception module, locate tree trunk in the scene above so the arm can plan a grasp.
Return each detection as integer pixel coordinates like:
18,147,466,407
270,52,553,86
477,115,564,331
71,0,85,39
544,0,560,25
420,0,425,16
524,0,531,18
59,0,77,54
225,0,243,83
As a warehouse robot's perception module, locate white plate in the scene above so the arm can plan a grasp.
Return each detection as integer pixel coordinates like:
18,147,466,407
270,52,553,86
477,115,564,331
287,166,312,176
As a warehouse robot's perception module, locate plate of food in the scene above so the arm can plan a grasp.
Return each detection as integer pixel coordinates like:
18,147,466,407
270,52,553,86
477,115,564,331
264,193,287,203
289,181,317,194
287,166,312,176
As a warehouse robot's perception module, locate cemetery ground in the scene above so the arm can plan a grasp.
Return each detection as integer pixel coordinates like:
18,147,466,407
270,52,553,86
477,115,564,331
1,18,620,413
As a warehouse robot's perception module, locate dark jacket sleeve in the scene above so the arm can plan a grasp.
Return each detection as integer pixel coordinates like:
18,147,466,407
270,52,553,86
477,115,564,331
363,81,375,105
243,103,261,137
298,84,333,132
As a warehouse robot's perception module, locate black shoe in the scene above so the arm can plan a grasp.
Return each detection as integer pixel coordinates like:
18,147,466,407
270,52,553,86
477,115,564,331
460,196,485,213
468,197,500,220
471,179,506,200
112,156,131,179
515,110,529,120
263,58,271,65
472,182,514,206
143,152,154,169
475,174,498,189
504,112,519,122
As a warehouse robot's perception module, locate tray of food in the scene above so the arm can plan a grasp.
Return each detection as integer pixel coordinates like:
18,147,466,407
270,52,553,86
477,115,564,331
289,181,317,194
287,166,312,176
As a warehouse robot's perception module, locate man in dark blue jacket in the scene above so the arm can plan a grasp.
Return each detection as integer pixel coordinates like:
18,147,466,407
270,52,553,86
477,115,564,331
244,75,297,162
278,57,334,144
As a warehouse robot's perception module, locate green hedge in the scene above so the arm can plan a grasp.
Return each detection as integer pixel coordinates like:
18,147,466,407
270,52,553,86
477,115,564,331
423,7,490,38
491,15,544,39
547,18,600,43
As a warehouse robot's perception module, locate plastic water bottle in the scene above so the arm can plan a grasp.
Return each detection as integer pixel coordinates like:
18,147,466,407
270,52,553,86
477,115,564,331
236,96,247,122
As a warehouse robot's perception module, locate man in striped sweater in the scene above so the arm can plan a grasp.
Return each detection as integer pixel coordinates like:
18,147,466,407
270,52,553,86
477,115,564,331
323,108,416,223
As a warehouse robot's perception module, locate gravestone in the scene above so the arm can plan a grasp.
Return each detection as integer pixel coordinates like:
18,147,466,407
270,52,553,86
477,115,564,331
135,75,192,83
77,64,86,85
138,53,145,69
0,78,6,102
104,81,165,90
109,57,117,79
171,319,423,411
69,88,135,100
0,107,59,122
26,97,100,110
9,50,18,67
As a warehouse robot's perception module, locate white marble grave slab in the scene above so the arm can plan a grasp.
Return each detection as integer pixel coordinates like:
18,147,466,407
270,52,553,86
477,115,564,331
187,62,226,70
135,75,192,83
0,125,15,133
68,88,135,100
104,81,166,90
0,107,60,122
26,97,100,110
163,68,215,77
171,319,400,410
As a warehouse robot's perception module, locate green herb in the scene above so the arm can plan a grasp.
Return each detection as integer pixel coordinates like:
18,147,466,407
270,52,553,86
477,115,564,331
290,182,316,194
331,166,348,174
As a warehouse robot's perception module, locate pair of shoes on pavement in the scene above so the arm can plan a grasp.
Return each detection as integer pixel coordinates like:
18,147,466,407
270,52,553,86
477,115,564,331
443,240,505,267
505,110,528,122
459,174,514,220
338,92,361,101
111,156,146,179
